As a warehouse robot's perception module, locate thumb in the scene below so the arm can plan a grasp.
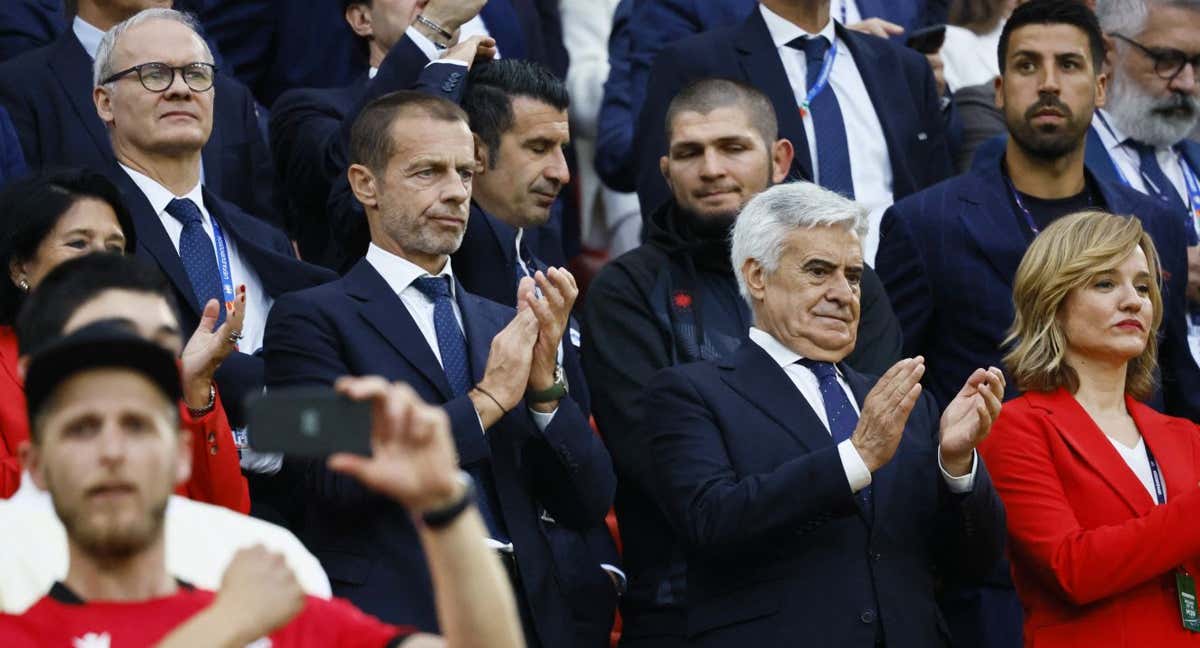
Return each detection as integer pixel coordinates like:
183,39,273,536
196,299,221,334
327,453,369,479
880,20,905,35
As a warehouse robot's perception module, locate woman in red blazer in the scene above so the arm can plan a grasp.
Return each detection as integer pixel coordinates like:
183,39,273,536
981,210,1200,647
0,170,249,513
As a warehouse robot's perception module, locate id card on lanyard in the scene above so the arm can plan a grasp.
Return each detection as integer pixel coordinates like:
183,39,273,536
1150,446,1200,632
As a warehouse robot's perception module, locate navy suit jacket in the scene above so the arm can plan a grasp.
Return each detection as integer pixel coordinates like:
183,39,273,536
635,9,953,214
877,154,1200,421
1084,125,1200,235
0,31,280,227
114,173,335,426
643,342,1005,647
0,0,62,62
0,105,25,187
261,259,616,644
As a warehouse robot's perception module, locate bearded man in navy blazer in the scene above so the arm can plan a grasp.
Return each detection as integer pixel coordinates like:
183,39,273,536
635,0,954,258
261,90,616,647
642,181,1006,647
91,9,335,433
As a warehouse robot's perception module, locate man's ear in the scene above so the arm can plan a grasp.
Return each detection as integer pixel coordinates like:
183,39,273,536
742,258,768,302
344,3,374,39
347,163,379,210
993,74,1004,110
473,133,489,173
1095,71,1109,109
25,439,46,491
771,138,795,184
94,86,115,127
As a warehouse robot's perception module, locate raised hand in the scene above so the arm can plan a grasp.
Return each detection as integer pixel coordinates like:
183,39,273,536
846,17,904,39
421,0,488,33
939,367,1005,476
440,34,497,68
179,285,246,411
851,357,926,472
518,267,578,396
212,545,305,641
327,376,464,514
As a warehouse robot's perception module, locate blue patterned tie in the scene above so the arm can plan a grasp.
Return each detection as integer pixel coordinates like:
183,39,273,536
165,198,225,326
1130,140,1185,208
789,35,856,199
799,358,872,515
411,275,508,541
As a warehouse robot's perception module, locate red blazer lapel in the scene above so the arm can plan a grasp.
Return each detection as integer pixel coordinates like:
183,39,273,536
1030,389,1156,517
1129,396,1197,507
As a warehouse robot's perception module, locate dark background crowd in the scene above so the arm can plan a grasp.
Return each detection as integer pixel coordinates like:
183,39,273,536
0,0,1199,647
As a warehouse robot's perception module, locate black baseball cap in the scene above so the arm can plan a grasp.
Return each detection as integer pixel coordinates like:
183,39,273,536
25,320,183,424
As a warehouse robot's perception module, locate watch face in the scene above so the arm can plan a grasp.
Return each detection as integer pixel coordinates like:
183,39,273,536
556,365,568,391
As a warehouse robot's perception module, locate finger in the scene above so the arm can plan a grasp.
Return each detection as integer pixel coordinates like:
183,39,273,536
527,289,555,326
328,452,369,477
517,275,535,305
877,19,905,35
979,381,1003,421
987,367,1006,394
535,271,566,312
549,267,579,305
334,375,392,403
196,298,221,335
227,284,247,331
897,382,923,418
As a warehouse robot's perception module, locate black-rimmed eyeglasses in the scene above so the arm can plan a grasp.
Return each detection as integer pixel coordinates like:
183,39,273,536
1112,34,1200,81
100,62,217,93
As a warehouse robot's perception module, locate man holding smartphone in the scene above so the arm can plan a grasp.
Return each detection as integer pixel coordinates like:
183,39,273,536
0,323,525,648
263,90,617,648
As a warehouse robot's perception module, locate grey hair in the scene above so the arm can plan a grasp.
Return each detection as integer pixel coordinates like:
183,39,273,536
93,8,213,88
730,181,868,302
1096,0,1200,36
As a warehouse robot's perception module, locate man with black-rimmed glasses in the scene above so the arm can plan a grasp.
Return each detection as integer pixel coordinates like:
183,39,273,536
90,8,334,497
1092,0,1200,364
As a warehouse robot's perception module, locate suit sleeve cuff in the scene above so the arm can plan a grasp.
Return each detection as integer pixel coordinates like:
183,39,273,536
529,407,557,432
405,26,440,62
938,446,977,493
838,439,872,493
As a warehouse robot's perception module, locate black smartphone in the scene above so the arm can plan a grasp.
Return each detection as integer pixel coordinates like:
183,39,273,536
905,24,946,54
246,388,372,457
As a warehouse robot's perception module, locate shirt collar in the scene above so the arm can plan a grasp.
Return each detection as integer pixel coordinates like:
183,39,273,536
1095,109,1137,154
365,242,456,297
368,66,379,79
748,326,845,376
72,16,105,61
119,163,205,219
760,4,838,50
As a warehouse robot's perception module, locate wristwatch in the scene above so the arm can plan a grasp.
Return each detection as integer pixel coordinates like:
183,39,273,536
421,471,475,529
527,364,568,403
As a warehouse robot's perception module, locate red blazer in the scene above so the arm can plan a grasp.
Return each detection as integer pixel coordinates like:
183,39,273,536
0,326,249,513
981,388,1200,647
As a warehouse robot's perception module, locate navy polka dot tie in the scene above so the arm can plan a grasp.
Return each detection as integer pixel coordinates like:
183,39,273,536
799,358,872,514
165,198,225,326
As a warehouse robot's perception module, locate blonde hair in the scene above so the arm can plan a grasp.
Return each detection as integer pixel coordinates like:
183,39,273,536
1004,210,1163,399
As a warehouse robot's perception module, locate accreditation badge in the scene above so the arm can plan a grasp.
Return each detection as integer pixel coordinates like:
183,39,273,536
1176,571,1200,632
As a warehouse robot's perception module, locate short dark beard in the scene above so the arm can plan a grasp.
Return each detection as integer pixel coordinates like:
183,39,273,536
1008,93,1089,161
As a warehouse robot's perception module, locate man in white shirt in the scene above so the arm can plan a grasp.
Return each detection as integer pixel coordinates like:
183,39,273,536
0,0,279,227
1091,0,1200,363
91,8,335,434
641,180,1007,648
261,90,616,647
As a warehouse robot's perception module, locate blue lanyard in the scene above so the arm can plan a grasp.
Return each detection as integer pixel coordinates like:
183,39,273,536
799,38,838,118
1178,157,1200,238
1147,446,1167,505
208,217,237,310
839,1,847,24
1003,175,1042,235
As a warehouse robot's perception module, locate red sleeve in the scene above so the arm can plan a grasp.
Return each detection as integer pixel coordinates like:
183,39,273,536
295,596,416,647
980,402,1200,606
0,353,30,499
175,389,250,514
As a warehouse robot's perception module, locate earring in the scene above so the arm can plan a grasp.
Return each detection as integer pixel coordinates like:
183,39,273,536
18,279,29,292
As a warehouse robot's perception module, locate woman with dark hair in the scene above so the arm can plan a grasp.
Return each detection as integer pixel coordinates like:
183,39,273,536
0,170,249,514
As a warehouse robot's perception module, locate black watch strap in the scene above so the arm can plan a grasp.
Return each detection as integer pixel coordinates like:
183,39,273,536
421,472,475,529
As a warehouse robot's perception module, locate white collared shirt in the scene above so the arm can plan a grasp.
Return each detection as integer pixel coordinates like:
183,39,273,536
1093,109,1193,204
759,4,894,261
119,164,271,354
405,23,496,67
748,327,976,493
365,243,555,432
71,16,104,60
1106,435,1161,503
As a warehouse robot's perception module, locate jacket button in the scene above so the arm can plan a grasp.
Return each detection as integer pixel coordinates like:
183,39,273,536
871,552,882,561
860,609,875,624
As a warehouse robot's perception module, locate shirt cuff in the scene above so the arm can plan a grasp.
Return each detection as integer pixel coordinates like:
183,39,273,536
838,439,872,493
601,563,628,594
938,446,977,493
406,26,440,62
529,407,557,432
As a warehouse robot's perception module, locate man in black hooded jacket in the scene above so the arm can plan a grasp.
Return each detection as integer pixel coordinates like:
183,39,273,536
581,78,903,647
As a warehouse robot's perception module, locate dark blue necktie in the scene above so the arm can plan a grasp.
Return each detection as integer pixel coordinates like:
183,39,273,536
1129,140,1185,209
799,358,872,514
411,275,508,541
789,35,855,199
165,198,225,326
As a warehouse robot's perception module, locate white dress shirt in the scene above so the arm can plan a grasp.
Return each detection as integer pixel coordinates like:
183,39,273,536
364,244,555,432
120,165,271,354
759,5,894,260
1107,435,1161,503
748,327,977,493
0,474,330,614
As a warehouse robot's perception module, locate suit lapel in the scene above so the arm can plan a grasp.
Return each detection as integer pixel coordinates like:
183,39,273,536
1031,390,1156,516
345,260,454,400
839,26,913,193
957,158,1028,286
719,343,836,452
1084,125,1122,185
49,33,110,158
733,10,813,181
117,172,203,317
